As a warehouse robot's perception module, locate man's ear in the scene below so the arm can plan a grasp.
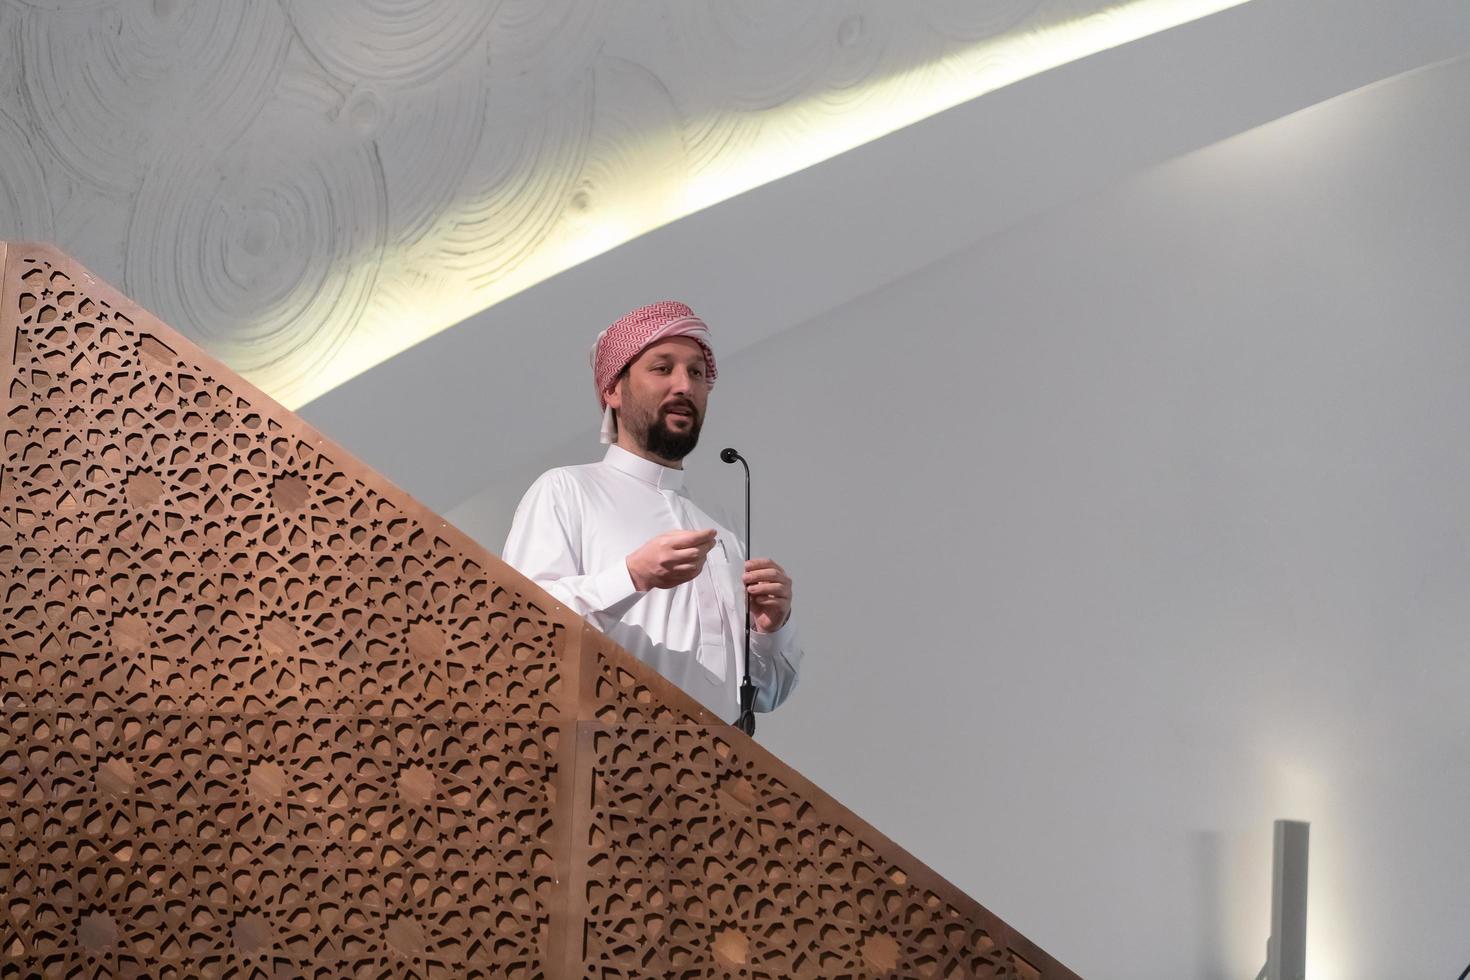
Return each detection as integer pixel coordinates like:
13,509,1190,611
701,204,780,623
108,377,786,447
604,377,624,411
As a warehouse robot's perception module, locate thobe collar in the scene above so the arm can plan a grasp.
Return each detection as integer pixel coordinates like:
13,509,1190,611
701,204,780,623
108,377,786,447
604,444,686,493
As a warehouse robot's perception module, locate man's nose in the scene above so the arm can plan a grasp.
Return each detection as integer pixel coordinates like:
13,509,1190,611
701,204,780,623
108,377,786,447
670,369,696,395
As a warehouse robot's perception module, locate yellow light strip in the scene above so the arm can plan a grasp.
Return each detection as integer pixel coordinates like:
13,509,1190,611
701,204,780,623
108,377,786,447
293,0,1252,408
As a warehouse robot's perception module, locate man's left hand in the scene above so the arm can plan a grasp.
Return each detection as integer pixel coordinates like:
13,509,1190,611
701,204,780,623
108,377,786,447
743,558,792,633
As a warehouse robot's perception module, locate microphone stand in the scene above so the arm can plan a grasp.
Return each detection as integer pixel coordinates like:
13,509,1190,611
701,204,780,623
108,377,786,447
720,447,757,736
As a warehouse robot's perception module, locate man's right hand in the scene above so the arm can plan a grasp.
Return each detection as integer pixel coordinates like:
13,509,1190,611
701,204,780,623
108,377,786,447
627,529,717,591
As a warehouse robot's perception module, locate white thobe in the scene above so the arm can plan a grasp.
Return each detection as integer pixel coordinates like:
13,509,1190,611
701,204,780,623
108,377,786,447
502,445,802,723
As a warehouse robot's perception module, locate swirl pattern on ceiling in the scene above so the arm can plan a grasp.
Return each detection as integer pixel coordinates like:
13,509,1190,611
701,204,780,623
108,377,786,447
0,102,52,241
124,61,389,399
0,0,1248,407
18,0,290,191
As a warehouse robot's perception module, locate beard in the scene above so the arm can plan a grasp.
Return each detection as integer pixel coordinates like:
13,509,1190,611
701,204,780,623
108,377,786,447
622,397,703,462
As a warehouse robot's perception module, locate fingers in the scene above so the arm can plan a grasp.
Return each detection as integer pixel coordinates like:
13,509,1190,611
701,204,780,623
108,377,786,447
630,529,719,591
653,530,717,585
744,554,792,630
665,529,717,549
668,544,715,562
742,564,790,589
745,557,791,606
745,581,791,598
664,551,712,573
749,582,792,632
660,533,713,582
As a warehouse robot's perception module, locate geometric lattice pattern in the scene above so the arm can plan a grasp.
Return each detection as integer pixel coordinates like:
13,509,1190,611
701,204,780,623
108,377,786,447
0,243,1080,979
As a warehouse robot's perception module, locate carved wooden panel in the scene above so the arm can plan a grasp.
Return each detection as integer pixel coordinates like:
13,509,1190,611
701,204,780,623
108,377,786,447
0,243,1080,979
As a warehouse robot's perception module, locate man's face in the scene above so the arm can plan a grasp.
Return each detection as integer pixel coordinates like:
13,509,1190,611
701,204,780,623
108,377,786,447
606,337,711,463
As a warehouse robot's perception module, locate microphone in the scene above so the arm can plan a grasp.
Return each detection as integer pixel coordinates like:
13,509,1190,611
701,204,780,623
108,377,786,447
721,447,757,736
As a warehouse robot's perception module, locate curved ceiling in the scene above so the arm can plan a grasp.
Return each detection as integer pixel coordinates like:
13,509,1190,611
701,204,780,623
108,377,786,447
303,0,1470,514
1,0,1249,410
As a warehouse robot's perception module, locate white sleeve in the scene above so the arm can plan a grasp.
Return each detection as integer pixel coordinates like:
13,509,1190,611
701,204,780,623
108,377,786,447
502,471,643,624
749,618,803,713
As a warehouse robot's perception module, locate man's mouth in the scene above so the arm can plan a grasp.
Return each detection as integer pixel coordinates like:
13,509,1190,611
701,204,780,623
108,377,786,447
662,403,695,419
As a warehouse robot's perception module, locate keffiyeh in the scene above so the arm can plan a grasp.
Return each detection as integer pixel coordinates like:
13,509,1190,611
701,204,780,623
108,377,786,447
589,301,717,444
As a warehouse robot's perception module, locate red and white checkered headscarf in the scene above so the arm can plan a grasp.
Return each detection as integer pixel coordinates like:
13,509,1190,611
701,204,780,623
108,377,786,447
590,301,717,444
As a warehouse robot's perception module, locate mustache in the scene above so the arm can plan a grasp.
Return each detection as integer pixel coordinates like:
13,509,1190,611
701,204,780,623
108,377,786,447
659,398,698,416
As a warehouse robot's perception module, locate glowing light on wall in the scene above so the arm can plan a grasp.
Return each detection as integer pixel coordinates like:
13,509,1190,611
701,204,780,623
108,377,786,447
1262,755,1348,980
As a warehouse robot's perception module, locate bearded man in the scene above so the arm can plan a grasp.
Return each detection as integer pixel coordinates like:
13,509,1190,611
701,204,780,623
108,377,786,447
502,301,802,725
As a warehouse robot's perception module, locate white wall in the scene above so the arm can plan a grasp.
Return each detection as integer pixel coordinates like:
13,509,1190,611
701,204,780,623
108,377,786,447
450,54,1470,979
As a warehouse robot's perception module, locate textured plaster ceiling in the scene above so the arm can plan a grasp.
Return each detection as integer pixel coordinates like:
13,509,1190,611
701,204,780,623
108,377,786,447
0,0,1248,408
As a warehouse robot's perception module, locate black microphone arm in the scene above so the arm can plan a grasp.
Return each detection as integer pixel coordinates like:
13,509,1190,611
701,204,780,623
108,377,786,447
720,447,757,736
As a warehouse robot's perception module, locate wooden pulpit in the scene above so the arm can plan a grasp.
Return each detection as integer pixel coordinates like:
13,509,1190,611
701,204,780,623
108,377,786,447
0,242,1080,979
